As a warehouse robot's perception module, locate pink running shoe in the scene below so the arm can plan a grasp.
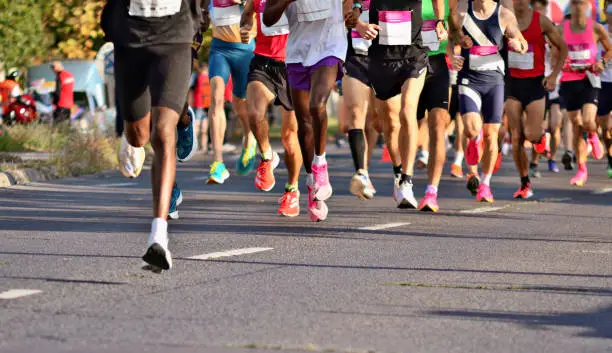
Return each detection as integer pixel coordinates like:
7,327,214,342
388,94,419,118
570,167,588,187
311,162,333,201
587,132,604,160
476,184,494,203
533,134,548,154
307,184,328,222
466,132,483,166
418,191,439,212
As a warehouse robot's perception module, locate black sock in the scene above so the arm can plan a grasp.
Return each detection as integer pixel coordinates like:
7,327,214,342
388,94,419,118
529,163,538,169
608,155,612,167
393,165,402,176
399,174,413,185
348,129,365,171
520,176,530,187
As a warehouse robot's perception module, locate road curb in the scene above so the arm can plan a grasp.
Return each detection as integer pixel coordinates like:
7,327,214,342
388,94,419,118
0,168,59,188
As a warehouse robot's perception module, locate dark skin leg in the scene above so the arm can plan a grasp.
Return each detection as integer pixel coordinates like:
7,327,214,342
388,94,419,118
291,89,314,173
309,65,338,155
150,107,180,219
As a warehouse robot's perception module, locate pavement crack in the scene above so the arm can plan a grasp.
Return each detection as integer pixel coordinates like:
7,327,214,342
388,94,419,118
383,282,612,295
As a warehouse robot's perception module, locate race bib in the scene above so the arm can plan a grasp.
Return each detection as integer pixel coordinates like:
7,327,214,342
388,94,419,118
421,20,439,52
508,44,534,70
378,10,412,46
213,0,241,26
129,0,181,17
260,13,290,36
296,0,331,22
351,10,371,54
469,46,501,71
568,43,592,70
449,69,458,85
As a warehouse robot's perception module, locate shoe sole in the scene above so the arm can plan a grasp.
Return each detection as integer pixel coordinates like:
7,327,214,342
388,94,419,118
142,243,172,271
419,204,439,212
279,210,299,218
450,172,463,178
513,192,534,200
308,201,328,222
477,197,494,203
349,177,373,200
207,171,230,185
467,177,480,196
168,193,183,220
397,198,418,209
314,188,333,202
256,154,280,192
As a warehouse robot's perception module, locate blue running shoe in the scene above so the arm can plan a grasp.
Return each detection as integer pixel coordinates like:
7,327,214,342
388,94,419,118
236,137,257,176
169,183,183,220
207,161,230,184
177,107,198,162
548,159,559,173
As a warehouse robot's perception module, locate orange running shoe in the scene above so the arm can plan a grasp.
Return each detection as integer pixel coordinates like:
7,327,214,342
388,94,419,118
450,164,464,178
513,183,534,199
254,152,280,192
466,132,483,166
493,151,503,174
533,134,548,154
278,190,300,217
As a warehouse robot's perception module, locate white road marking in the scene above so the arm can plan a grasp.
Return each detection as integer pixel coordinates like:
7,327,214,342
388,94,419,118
592,187,612,195
95,182,138,187
359,222,411,231
0,289,43,300
575,250,612,254
188,247,273,260
460,206,506,214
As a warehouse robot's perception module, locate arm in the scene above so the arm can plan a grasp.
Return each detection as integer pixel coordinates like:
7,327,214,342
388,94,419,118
542,15,567,80
344,0,361,28
263,0,292,27
595,22,612,63
432,0,448,40
239,0,255,43
501,7,528,54
500,0,514,12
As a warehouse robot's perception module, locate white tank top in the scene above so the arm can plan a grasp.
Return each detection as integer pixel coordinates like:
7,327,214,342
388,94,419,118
598,25,612,83
284,0,348,66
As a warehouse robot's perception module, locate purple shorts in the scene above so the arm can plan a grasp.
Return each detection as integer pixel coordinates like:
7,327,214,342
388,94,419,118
286,56,344,91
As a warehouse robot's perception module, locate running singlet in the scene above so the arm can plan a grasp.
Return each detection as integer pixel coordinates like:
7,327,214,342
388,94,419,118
212,0,256,43
459,0,505,84
561,18,598,82
598,25,612,83
347,0,372,57
421,0,449,56
106,0,199,47
369,0,424,60
254,0,289,61
509,11,546,78
284,0,348,66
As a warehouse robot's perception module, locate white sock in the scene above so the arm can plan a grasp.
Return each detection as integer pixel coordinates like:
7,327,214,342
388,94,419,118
313,153,326,166
306,173,314,186
149,218,168,248
261,147,273,160
481,173,492,186
454,151,464,166
425,184,438,194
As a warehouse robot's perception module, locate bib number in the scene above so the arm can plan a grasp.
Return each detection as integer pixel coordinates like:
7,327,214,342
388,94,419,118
129,0,181,17
351,10,371,54
261,13,290,36
508,45,534,70
378,11,412,46
213,0,241,26
421,20,439,52
568,44,592,70
296,0,331,22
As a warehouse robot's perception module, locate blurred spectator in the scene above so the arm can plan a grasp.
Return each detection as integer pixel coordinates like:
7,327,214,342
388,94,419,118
0,68,22,117
192,63,211,151
51,61,74,123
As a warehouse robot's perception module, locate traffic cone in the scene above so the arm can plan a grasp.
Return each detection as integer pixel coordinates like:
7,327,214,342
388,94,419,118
381,145,392,163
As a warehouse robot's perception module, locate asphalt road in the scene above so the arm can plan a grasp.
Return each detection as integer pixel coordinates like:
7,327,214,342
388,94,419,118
1,145,611,353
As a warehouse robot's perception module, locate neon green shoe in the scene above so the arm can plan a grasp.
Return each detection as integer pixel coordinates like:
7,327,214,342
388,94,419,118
207,161,230,184
236,138,257,176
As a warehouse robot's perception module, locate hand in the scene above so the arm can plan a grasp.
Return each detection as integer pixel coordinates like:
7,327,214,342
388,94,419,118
436,21,448,42
591,61,605,74
459,32,473,49
542,74,557,92
232,0,242,4
451,55,465,71
357,22,380,40
240,24,252,44
508,37,527,54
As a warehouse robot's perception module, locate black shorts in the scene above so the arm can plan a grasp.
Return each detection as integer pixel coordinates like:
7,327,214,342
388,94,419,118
559,78,600,112
369,47,429,101
546,94,566,110
450,84,459,119
345,54,371,87
115,44,191,122
247,54,293,111
506,75,547,108
417,54,450,120
597,82,612,116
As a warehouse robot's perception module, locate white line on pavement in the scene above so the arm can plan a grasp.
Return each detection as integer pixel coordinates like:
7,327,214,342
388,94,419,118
188,247,273,260
592,187,612,195
95,182,138,187
460,206,506,214
0,289,43,300
359,222,411,231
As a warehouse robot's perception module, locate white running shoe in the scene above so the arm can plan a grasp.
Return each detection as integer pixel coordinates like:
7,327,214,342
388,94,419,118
118,134,145,178
349,170,375,200
142,228,172,271
395,181,418,209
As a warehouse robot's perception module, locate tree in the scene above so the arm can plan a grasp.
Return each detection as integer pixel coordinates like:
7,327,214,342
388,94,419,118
0,0,49,69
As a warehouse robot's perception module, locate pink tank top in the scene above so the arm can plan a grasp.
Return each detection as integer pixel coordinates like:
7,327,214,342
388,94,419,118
561,18,598,82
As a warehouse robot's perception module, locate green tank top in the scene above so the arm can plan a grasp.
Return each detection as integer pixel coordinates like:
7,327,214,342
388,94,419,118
421,0,449,56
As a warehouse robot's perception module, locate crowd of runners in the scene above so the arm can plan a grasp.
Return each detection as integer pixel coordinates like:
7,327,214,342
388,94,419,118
102,0,612,272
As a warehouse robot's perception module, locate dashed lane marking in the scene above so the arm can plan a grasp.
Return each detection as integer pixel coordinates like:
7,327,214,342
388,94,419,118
359,222,411,231
188,247,273,260
460,206,507,214
0,289,43,300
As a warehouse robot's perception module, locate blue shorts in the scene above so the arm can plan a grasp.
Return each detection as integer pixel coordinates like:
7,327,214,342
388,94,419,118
208,38,255,99
458,83,504,124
